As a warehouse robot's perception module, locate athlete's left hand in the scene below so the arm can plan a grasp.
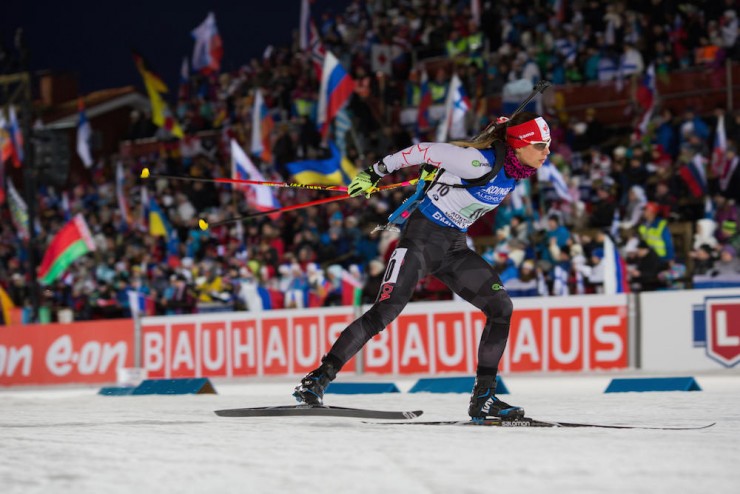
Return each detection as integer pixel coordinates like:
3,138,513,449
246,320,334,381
348,167,382,198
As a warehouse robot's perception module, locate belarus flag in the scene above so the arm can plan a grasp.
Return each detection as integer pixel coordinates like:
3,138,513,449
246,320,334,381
38,214,96,285
317,50,355,138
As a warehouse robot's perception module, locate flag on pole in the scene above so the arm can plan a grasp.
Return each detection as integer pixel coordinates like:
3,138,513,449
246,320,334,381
635,63,657,139
7,106,23,167
38,214,96,285
286,142,354,185
148,197,173,239
341,269,363,306
7,178,30,240
231,138,281,213
436,74,470,141
471,0,481,26
250,89,274,164
602,234,630,294
317,50,355,138
0,113,19,167
127,290,156,317
299,0,311,50
76,98,94,168
537,158,574,202
309,20,326,79
116,161,132,228
710,114,727,177
191,12,223,74
132,51,184,138
678,153,708,198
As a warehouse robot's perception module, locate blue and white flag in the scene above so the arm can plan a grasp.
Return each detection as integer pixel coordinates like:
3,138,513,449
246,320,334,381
436,74,470,141
537,158,573,202
76,99,93,168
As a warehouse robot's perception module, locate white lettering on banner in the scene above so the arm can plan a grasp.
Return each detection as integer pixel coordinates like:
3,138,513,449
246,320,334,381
401,324,428,367
366,331,391,368
45,335,127,377
717,311,740,346
512,318,541,363
294,322,319,368
551,316,580,364
232,329,255,369
172,331,195,371
594,315,623,362
143,332,164,371
436,320,464,367
0,344,32,377
264,326,287,367
47,336,73,376
202,329,225,371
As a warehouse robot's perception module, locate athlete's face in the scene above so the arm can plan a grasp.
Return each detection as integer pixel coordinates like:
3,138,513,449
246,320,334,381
515,140,551,168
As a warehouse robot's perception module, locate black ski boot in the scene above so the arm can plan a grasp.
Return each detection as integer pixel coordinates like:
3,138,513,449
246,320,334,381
468,375,524,421
293,357,339,405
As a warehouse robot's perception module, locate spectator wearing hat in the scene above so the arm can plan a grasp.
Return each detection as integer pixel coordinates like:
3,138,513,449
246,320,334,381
620,185,648,232
710,244,740,279
638,201,675,262
628,240,669,291
589,180,617,229
689,244,719,277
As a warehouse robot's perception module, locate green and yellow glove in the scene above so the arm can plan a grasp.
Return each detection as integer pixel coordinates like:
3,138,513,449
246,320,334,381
348,166,383,198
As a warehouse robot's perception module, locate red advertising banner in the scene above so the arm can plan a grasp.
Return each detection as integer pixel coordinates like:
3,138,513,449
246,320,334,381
1,297,629,386
0,320,134,386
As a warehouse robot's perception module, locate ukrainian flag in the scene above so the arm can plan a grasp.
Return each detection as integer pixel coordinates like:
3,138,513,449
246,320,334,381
286,142,357,185
148,197,173,239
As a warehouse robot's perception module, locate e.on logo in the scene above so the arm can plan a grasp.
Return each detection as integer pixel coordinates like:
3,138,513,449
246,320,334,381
502,306,627,372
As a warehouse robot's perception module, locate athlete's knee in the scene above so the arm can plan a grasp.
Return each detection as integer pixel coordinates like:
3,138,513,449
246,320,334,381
483,290,513,325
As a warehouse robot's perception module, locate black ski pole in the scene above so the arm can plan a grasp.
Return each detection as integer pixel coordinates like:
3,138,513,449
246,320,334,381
510,79,552,118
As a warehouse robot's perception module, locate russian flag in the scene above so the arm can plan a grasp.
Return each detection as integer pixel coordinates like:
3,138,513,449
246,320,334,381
250,89,274,164
7,106,23,167
678,153,707,198
127,290,156,317
231,139,281,213
317,50,355,138
602,234,630,295
191,12,223,74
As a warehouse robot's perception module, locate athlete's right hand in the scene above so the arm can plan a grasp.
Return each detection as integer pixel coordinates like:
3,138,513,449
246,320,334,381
348,167,383,198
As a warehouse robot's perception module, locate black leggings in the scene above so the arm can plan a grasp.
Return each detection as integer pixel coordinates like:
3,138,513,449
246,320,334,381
328,211,513,373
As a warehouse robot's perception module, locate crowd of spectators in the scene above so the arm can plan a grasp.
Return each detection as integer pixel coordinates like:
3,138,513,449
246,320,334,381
2,0,740,323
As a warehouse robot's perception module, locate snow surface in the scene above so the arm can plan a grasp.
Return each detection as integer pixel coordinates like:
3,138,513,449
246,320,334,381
2,372,739,494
